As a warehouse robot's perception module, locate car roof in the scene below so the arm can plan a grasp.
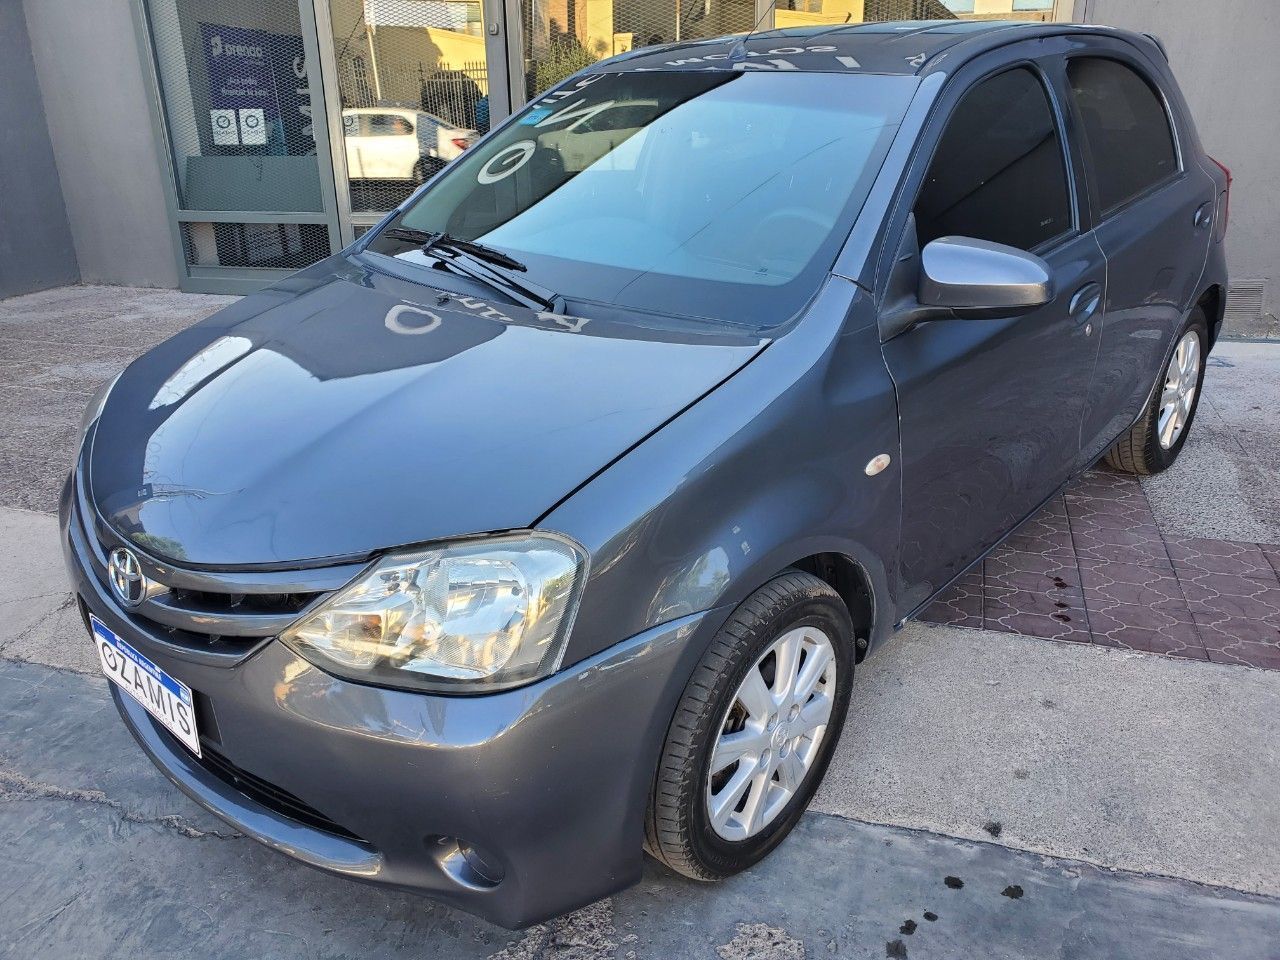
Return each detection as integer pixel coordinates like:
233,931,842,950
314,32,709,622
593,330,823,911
343,106,466,128
587,20,1159,78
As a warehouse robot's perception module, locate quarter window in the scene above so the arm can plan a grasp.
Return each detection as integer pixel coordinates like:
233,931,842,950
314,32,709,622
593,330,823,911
915,67,1072,252
1068,57,1178,213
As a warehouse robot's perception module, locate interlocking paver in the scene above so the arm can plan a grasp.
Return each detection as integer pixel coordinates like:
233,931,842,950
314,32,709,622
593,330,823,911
1000,495,1075,556
918,569,982,629
1167,537,1279,582
924,468,1280,671
1088,608,1207,659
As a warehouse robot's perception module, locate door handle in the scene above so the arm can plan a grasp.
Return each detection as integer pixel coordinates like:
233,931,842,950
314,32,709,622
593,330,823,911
1068,282,1102,325
1194,201,1213,229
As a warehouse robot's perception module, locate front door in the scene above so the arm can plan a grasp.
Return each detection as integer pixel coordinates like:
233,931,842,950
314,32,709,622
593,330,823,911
880,60,1106,613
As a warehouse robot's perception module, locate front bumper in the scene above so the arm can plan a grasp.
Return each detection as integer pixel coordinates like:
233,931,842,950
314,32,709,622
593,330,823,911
60,475,718,928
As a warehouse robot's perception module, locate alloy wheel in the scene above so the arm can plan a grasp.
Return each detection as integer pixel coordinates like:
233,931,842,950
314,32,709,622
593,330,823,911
1158,330,1201,449
706,626,837,841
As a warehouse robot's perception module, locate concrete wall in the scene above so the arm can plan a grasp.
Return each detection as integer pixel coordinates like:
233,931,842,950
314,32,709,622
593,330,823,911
23,0,180,289
1079,0,1280,323
0,0,80,299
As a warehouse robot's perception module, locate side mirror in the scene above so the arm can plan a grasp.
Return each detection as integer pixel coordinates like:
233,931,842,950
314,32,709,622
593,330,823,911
919,236,1054,315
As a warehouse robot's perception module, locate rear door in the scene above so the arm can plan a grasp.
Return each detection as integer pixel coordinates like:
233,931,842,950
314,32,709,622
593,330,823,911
878,47,1106,613
360,113,417,179
1066,42,1218,464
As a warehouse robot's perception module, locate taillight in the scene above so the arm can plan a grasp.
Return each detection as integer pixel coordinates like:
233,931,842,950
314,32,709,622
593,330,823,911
451,137,472,151
1209,156,1231,237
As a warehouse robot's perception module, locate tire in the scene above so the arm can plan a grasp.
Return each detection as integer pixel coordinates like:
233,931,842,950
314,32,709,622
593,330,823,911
413,157,445,186
644,570,854,880
1104,307,1209,475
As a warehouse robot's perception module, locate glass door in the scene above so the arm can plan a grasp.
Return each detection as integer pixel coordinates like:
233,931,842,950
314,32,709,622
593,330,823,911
321,0,505,226
516,0,757,103
139,0,343,292
512,0,1064,107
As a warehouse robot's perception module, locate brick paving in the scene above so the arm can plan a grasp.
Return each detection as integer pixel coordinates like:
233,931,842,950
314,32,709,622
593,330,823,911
922,467,1280,670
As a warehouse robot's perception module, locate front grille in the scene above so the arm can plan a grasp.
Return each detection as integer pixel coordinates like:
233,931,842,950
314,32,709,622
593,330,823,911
148,718,365,843
193,740,366,843
71,449,365,663
166,589,313,617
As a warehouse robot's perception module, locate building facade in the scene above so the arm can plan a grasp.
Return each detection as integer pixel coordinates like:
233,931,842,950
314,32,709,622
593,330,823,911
4,0,1276,331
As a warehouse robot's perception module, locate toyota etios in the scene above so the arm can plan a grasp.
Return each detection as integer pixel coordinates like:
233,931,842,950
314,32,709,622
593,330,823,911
63,21,1228,927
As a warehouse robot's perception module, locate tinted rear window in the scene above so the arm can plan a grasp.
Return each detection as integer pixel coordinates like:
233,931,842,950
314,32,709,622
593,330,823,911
1068,57,1178,214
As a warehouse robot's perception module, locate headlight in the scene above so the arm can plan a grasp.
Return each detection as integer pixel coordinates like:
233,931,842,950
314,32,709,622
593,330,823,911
279,533,587,694
78,374,120,449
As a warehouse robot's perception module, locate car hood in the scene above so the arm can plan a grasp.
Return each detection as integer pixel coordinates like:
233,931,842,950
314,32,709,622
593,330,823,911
88,258,765,567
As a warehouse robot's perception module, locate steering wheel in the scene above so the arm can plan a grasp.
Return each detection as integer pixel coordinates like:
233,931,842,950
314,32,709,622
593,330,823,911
743,207,832,265
754,207,831,238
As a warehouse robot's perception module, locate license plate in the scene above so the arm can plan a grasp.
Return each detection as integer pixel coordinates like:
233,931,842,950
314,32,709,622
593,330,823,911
92,615,201,758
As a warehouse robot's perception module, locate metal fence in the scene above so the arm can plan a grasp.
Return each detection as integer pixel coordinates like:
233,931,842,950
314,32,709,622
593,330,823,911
420,59,489,131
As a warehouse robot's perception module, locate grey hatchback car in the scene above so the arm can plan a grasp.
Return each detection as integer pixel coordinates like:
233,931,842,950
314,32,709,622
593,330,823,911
63,21,1229,927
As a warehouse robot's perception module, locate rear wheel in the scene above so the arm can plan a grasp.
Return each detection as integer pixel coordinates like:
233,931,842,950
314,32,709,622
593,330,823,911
644,571,854,880
412,157,445,186
1105,308,1208,475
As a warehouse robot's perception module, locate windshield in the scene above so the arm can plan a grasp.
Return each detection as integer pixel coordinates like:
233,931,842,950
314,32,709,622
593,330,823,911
365,70,917,328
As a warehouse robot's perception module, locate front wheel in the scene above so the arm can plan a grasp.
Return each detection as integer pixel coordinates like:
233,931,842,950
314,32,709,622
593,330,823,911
1105,308,1209,475
644,570,854,880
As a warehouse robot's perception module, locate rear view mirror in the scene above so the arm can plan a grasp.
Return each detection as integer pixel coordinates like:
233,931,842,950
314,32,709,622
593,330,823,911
919,236,1054,315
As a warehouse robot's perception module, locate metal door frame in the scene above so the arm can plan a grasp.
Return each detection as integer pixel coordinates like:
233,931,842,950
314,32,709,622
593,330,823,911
310,0,516,246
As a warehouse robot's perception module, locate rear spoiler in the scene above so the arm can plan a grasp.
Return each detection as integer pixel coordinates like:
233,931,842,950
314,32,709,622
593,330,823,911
1143,32,1170,60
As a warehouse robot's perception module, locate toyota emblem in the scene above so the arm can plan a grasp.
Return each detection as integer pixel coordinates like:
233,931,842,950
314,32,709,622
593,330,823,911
108,547,148,608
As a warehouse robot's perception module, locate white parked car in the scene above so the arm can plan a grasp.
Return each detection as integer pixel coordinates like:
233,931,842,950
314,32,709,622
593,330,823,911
341,107,475,184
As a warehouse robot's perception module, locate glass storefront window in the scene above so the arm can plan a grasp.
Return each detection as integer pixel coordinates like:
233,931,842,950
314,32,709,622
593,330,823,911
942,0,1057,17
144,0,333,275
505,0,1066,92
327,0,493,214
520,0,757,101
134,0,1068,292
776,1,1057,28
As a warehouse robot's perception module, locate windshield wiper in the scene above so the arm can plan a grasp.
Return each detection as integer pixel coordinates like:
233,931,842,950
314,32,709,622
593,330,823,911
381,227,564,313
383,227,525,271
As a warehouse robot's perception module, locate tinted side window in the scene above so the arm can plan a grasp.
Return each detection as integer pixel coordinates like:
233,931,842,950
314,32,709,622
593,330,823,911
369,114,413,136
1068,57,1178,213
915,68,1072,251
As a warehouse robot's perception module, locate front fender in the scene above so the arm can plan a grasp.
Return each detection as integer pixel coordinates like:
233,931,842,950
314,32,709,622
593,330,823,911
545,277,903,669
